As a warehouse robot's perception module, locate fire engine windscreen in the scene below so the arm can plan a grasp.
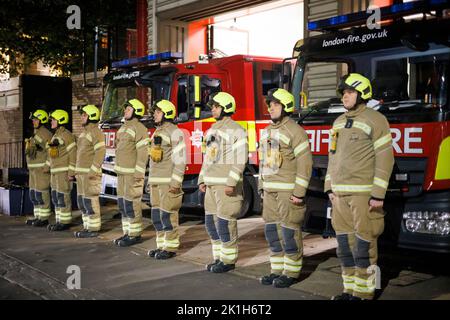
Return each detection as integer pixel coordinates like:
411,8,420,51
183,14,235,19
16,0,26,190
101,72,172,122
296,49,449,113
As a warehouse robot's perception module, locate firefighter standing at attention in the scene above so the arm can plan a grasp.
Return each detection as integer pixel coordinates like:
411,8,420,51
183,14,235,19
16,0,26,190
74,105,106,238
147,99,186,260
47,109,77,231
198,92,248,273
113,99,149,247
326,73,394,300
258,88,313,288
25,109,53,227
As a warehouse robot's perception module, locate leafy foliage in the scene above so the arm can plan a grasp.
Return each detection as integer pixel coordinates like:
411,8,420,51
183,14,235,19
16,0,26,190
0,0,136,76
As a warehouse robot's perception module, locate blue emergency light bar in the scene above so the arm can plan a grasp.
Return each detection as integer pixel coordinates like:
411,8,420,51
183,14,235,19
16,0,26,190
112,52,183,68
308,0,450,31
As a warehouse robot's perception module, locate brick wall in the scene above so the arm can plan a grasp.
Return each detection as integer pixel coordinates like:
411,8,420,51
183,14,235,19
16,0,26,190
71,71,106,136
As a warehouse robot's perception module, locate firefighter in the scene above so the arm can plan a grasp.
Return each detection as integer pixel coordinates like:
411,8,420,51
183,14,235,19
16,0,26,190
326,73,394,300
25,109,53,227
198,92,248,273
147,100,186,260
74,105,106,238
113,99,149,247
258,88,312,288
47,109,77,231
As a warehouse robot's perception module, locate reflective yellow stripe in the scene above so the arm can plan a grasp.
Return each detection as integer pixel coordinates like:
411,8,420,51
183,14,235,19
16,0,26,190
331,184,372,192
294,141,309,157
171,173,183,183
56,137,65,145
135,165,146,174
75,167,90,173
148,177,171,184
217,130,231,142
40,208,51,213
295,177,309,188
136,138,150,149
66,142,76,152
172,143,186,154
435,136,450,180
125,128,136,138
83,133,93,143
325,174,331,181
45,160,51,166
353,121,372,135
229,171,240,182
114,165,135,174
158,133,171,144
34,135,43,144
263,182,295,190
90,165,102,173
333,122,345,130
94,141,105,150
374,133,392,150
69,165,76,171
278,133,290,145
373,177,388,189
28,162,46,168
50,167,69,173
247,121,257,152
232,138,247,151
270,257,284,263
204,177,228,184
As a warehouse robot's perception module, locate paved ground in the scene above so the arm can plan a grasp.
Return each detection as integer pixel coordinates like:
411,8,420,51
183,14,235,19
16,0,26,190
1,204,449,300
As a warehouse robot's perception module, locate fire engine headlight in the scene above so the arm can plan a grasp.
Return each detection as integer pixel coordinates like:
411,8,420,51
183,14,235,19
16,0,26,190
403,211,450,235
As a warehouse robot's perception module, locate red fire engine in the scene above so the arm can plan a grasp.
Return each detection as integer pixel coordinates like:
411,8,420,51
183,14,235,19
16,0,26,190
99,53,285,218
292,0,450,252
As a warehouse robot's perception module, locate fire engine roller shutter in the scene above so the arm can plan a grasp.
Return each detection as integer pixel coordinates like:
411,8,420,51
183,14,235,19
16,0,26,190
157,0,273,22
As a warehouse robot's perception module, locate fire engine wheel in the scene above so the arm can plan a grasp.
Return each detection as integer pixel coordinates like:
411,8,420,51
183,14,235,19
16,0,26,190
236,178,253,219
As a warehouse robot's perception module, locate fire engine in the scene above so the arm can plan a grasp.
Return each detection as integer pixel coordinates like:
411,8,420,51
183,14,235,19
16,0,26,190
291,0,450,252
99,53,285,218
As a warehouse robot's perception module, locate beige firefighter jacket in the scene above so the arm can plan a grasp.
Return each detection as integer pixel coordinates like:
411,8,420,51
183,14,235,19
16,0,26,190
198,116,248,187
148,121,186,188
75,123,106,176
26,126,52,170
258,116,313,198
47,126,77,176
324,104,395,200
114,118,149,178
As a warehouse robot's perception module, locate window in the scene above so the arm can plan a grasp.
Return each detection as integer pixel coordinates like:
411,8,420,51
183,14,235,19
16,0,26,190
177,75,221,121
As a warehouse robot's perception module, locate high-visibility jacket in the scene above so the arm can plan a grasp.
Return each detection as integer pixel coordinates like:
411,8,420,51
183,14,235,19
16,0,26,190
75,123,106,175
258,116,313,198
47,126,77,176
114,118,149,178
26,126,52,170
148,121,186,188
324,104,394,199
198,116,248,187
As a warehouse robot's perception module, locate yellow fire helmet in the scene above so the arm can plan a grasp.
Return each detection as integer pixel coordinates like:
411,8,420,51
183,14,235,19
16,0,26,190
266,88,295,113
80,104,100,121
153,99,176,120
337,73,372,100
30,109,49,124
50,109,69,125
125,99,146,117
207,92,236,114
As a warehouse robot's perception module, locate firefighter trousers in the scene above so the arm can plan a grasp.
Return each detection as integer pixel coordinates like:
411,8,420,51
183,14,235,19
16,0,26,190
331,194,385,300
76,174,102,232
50,172,73,225
204,185,243,265
262,191,305,279
28,168,51,221
117,174,144,237
150,185,183,252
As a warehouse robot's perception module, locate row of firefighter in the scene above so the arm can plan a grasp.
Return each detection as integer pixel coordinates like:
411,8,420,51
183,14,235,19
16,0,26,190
24,73,394,300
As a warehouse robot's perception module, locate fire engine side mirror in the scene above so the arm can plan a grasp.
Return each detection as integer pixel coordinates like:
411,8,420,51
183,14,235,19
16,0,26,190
188,75,202,119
